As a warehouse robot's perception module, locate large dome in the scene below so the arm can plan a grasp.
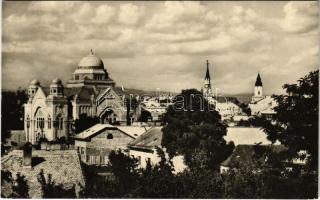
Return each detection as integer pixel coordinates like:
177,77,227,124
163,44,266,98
78,50,104,69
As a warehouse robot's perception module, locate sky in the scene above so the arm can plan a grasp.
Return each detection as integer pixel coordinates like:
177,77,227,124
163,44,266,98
2,1,319,95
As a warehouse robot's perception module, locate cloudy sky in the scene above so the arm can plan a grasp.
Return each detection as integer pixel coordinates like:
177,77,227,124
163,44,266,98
2,1,319,95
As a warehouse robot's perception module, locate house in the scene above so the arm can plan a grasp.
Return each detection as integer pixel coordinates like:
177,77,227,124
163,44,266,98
128,127,187,173
220,144,287,173
1,145,85,198
74,123,149,165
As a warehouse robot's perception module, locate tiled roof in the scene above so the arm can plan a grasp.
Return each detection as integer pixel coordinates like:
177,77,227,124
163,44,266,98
128,127,163,150
117,126,151,139
74,123,150,140
74,123,116,140
64,86,99,102
221,144,286,167
1,150,85,198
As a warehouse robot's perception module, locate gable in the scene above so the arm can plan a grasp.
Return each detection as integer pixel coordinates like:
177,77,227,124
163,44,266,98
96,87,122,106
32,87,47,103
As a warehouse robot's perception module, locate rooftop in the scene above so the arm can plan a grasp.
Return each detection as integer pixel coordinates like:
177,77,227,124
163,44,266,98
74,123,116,140
74,123,150,141
128,127,163,151
221,144,287,167
1,150,85,198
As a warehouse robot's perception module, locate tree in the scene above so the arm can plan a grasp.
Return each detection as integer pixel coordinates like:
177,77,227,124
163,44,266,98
239,102,251,115
138,110,152,122
1,89,28,154
108,150,139,196
161,89,234,169
131,148,181,198
73,114,99,134
221,151,318,199
1,170,29,198
262,70,318,169
37,169,76,198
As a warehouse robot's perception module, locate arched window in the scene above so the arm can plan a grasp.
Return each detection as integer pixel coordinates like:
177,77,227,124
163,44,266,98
55,114,63,130
35,109,44,129
107,134,113,139
26,115,30,128
48,115,51,129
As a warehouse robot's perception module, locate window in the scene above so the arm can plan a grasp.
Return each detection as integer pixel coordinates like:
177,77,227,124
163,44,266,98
75,75,79,80
137,156,141,165
35,110,44,129
80,147,85,155
59,118,63,130
48,116,51,129
55,115,63,130
258,91,260,95
107,133,113,139
26,116,30,128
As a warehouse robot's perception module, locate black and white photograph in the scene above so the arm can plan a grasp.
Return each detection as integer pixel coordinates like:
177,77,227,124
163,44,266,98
1,1,319,198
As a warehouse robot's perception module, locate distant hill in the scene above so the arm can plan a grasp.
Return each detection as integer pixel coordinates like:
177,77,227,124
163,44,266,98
115,87,176,97
226,94,252,104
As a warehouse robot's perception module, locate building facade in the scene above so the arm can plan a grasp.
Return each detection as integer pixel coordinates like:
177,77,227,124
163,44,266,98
249,73,277,118
24,50,132,144
74,123,148,165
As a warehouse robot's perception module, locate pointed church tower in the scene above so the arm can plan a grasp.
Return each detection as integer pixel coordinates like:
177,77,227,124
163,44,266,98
252,73,264,102
203,60,212,96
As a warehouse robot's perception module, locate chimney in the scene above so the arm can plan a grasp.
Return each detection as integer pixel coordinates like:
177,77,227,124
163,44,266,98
22,142,32,168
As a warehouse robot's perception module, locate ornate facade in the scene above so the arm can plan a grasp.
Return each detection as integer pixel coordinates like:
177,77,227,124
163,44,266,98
24,50,132,144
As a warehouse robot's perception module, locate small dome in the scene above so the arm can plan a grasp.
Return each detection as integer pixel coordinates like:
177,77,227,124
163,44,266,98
78,49,104,69
52,78,62,84
30,79,40,86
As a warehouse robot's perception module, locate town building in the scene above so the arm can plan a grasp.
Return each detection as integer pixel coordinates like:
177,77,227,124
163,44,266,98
248,73,277,119
220,144,286,173
74,123,149,165
140,97,167,121
207,96,242,120
1,145,85,198
24,50,135,144
128,127,187,173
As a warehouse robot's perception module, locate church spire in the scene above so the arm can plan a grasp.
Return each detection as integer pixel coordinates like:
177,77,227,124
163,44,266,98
205,60,211,80
255,73,263,86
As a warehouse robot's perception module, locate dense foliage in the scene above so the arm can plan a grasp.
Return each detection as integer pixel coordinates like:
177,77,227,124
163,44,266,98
1,170,29,198
1,89,28,147
73,114,100,134
262,70,318,169
161,89,234,169
37,169,76,198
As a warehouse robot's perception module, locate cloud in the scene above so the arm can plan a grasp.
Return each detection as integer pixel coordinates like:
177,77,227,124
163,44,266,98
118,3,145,25
281,1,318,33
92,5,116,24
2,1,319,95
28,1,76,14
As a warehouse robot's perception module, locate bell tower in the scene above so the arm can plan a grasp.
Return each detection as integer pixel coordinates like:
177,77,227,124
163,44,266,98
203,60,212,96
252,73,264,102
